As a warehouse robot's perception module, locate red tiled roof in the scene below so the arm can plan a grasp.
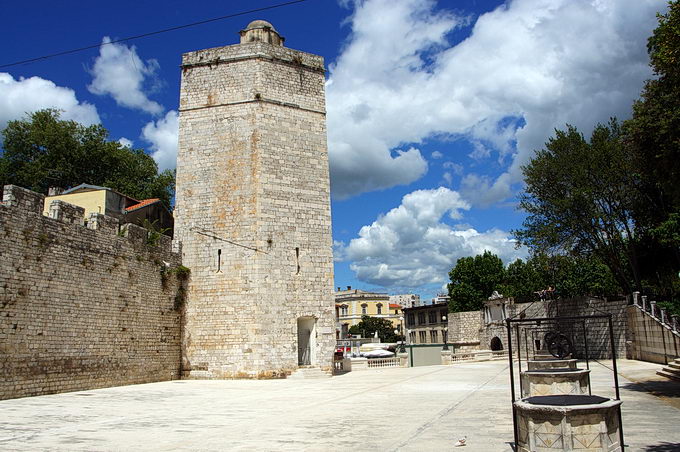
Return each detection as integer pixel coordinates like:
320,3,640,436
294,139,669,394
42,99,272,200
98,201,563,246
125,198,160,212
389,303,401,309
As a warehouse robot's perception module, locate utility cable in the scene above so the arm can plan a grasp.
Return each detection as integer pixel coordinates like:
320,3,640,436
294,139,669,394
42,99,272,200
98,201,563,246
0,0,307,69
190,227,267,254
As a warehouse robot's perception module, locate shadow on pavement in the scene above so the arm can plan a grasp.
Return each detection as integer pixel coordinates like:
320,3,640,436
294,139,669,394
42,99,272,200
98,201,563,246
621,379,680,399
644,442,680,451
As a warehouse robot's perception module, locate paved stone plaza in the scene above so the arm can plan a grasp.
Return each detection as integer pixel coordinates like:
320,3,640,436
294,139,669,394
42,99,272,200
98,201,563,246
0,360,678,451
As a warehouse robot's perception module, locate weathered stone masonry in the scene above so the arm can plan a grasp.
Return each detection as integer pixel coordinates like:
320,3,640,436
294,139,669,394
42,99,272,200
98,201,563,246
173,22,336,378
448,297,630,359
0,186,183,400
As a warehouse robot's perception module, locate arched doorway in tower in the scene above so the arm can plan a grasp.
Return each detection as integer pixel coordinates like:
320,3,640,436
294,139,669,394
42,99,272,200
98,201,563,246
490,336,503,351
297,317,317,366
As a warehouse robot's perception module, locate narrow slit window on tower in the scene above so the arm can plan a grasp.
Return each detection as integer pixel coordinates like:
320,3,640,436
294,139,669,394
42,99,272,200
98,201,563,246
217,248,222,273
295,247,300,274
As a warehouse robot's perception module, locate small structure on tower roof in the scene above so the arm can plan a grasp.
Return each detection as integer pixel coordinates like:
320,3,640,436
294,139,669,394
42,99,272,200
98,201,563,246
239,20,284,46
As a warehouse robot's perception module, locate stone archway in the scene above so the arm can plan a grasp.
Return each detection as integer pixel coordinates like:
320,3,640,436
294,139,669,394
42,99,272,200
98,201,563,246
490,336,503,351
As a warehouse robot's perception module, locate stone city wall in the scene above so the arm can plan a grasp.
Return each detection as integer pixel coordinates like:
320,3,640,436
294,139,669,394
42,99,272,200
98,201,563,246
447,297,630,358
545,297,630,359
0,185,183,400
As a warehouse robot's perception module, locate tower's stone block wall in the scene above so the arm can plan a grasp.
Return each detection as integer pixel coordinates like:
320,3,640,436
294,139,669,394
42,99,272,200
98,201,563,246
174,34,335,378
0,185,183,400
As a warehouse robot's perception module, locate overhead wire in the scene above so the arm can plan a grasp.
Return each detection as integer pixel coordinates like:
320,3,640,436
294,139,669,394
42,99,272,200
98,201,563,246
0,0,307,69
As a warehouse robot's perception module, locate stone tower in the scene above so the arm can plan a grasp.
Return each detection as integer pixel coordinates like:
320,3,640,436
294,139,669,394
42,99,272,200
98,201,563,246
174,20,335,378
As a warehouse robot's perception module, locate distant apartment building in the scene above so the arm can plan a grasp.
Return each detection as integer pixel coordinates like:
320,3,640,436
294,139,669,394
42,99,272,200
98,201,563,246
389,293,420,309
335,287,403,339
428,292,450,306
403,303,449,345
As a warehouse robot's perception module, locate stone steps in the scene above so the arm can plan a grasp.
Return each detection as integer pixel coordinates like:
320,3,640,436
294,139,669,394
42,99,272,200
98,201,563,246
287,367,331,379
657,358,680,382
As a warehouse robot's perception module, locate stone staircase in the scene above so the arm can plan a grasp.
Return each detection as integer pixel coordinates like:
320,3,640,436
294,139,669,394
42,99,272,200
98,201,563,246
657,358,680,382
287,366,331,379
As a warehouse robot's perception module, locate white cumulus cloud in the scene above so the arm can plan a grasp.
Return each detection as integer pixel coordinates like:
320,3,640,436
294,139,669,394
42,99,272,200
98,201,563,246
88,37,163,114
341,187,526,288
141,110,178,171
0,73,100,134
328,0,664,202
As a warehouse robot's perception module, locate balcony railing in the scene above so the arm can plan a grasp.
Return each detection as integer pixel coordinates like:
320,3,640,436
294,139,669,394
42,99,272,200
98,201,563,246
634,293,679,336
450,349,508,363
367,357,400,368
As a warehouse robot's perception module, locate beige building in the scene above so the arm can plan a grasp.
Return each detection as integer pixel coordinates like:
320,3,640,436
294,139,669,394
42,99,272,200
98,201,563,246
43,183,173,233
335,287,403,338
44,184,136,219
173,20,335,378
404,303,449,345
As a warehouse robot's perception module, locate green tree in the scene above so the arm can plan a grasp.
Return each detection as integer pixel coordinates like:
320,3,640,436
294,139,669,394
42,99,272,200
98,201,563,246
625,1,680,224
500,254,620,302
447,251,505,312
348,315,400,342
499,258,544,302
514,121,641,293
0,109,175,207
623,1,680,304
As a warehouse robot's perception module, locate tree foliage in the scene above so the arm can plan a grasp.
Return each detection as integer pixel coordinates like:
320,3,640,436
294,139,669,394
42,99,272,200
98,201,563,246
447,251,505,312
514,121,641,293
625,1,680,221
0,109,174,207
447,251,621,312
348,315,400,342
513,3,680,304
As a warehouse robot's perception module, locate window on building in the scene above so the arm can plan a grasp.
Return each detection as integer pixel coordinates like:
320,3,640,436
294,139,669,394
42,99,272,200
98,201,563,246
428,311,437,323
441,310,448,322
430,330,438,343
408,313,415,326
361,304,367,315
340,305,348,316
419,331,427,343
410,331,416,343
418,312,426,325
376,304,382,315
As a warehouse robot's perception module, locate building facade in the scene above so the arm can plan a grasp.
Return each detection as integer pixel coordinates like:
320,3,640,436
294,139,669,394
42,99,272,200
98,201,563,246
428,292,450,306
335,288,403,338
43,183,174,234
173,20,335,378
389,293,420,308
404,303,449,344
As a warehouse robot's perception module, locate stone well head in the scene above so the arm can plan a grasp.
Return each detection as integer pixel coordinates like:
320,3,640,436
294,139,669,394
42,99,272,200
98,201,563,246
515,395,622,451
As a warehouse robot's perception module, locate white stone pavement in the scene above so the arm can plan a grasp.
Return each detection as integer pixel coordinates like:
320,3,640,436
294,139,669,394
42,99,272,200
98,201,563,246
0,359,678,451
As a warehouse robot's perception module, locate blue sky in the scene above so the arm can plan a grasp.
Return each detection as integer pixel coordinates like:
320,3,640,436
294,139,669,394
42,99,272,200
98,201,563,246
1,0,666,300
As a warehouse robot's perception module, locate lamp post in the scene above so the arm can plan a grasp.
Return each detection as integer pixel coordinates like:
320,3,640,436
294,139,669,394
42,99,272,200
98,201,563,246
442,314,449,351
398,316,406,353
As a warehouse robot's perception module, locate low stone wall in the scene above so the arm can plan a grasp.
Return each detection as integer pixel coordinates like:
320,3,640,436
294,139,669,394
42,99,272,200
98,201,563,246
0,186,184,400
627,305,680,364
448,310,481,351
448,296,630,359
546,297,630,359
